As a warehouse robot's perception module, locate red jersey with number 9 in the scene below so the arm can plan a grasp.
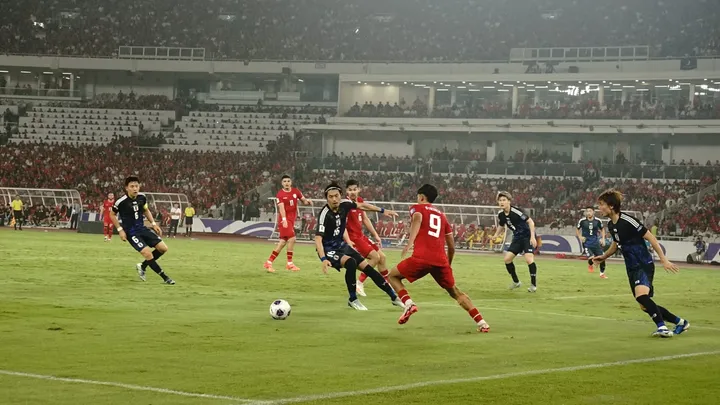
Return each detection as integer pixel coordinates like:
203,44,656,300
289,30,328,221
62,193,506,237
409,203,452,266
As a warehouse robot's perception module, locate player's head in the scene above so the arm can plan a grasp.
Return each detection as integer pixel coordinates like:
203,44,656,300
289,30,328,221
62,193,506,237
107,192,114,200
324,182,343,209
416,184,438,204
174,203,180,208
281,175,292,190
497,191,512,209
124,176,140,197
597,189,623,215
585,207,595,219
346,179,360,200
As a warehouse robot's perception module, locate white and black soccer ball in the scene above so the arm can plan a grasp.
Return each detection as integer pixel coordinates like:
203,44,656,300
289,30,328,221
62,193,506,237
270,299,291,320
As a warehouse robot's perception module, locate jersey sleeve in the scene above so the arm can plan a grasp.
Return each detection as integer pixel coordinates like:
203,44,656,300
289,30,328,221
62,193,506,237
443,217,452,235
340,200,357,211
622,216,648,237
597,220,604,230
512,207,529,221
576,219,583,229
275,191,282,205
295,188,304,199
497,212,506,226
112,199,121,213
314,212,327,237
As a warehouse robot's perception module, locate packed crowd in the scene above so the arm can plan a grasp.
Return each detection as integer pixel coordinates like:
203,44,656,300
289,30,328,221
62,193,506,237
347,98,720,120
1,0,718,60
0,136,297,214
659,191,720,237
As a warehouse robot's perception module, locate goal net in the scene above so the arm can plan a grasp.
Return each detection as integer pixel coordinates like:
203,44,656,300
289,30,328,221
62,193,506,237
269,198,506,252
0,187,82,227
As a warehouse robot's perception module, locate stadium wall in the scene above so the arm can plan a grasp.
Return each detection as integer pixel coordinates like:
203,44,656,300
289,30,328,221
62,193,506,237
124,217,718,263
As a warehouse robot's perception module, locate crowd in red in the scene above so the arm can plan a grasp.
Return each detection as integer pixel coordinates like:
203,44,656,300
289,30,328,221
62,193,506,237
0,137,294,214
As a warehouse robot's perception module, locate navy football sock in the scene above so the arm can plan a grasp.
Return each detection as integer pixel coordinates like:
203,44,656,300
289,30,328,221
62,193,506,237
636,295,665,327
657,305,681,324
142,250,164,269
528,262,537,286
600,262,606,273
362,264,397,300
506,263,519,283
344,258,359,302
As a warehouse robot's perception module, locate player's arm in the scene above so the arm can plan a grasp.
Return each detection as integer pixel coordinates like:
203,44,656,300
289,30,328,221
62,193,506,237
299,192,313,206
314,217,332,274
575,220,584,242
343,229,355,247
445,231,456,265
361,211,382,243
643,230,679,273
594,241,618,262
143,204,162,235
526,217,537,247
401,212,422,259
276,199,288,228
110,206,126,241
355,201,398,218
600,225,607,246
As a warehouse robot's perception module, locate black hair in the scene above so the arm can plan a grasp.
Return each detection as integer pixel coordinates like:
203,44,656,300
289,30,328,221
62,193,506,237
417,184,438,203
586,206,595,210
324,182,343,197
598,189,623,214
346,179,359,188
125,176,140,186
281,175,291,180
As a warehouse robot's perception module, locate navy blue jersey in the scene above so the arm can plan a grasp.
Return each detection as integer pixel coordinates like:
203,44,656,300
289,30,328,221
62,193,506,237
607,212,652,269
112,193,149,235
315,200,357,251
577,217,604,245
498,206,531,239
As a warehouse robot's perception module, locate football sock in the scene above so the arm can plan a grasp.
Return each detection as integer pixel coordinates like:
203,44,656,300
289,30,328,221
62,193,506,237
587,258,594,266
636,295,665,327
397,289,413,306
657,305,681,324
362,264,397,300
505,263,519,283
468,307,484,323
600,262,606,273
147,260,170,281
457,293,484,323
528,263,537,286
267,250,279,263
286,251,293,264
141,250,165,270
358,272,368,283
344,258,359,302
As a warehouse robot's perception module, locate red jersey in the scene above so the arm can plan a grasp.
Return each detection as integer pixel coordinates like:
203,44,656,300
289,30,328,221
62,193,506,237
276,187,303,222
345,196,365,240
409,203,452,266
102,199,114,218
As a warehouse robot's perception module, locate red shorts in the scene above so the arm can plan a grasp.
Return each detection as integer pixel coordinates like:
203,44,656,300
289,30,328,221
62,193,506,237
279,223,296,240
396,256,455,289
103,217,113,226
352,236,379,258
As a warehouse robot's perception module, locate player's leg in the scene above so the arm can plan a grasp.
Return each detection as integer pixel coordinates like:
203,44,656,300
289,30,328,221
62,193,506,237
444,284,490,333
629,266,671,337
355,255,400,305
504,244,522,289
389,258,426,323
264,238,286,272
589,245,606,277
137,232,174,284
338,255,366,310
523,248,537,292
285,236,300,271
106,222,114,241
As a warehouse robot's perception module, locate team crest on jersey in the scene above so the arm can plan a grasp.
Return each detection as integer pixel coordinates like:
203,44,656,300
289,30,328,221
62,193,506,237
589,223,593,230
293,194,297,198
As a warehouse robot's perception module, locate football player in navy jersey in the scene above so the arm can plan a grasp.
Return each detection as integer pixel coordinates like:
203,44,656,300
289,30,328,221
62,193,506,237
110,176,175,284
490,191,539,292
592,189,688,337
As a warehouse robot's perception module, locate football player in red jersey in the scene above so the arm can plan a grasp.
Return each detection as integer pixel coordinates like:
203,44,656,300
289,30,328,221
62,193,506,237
345,179,388,297
102,192,115,241
387,184,490,332
264,175,313,273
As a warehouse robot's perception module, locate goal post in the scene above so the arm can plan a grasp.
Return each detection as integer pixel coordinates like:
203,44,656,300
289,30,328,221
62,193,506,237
268,198,506,252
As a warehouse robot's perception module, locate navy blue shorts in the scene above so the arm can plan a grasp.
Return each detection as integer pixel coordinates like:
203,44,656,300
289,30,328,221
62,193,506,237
584,243,604,257
508,237,534,256
627,263,655,297
322,244,365,271
127,228,163,252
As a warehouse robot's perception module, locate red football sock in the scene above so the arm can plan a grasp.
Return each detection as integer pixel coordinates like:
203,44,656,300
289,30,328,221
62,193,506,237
468,307,484,323
380,269,389,279
267,250,279,263
358,272,368,283
287,251,294,263
397,289,412,305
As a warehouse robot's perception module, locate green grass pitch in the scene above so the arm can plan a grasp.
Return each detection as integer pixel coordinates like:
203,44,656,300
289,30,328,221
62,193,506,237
1,229,720,404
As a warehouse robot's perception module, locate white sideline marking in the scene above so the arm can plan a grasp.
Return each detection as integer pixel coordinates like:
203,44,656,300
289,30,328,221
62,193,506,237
427,303,720,332
253,351,720,405
0,369,255,403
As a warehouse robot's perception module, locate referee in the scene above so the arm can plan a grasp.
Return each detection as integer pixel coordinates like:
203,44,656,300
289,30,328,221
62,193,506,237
11,195,23,231
184,203,195,237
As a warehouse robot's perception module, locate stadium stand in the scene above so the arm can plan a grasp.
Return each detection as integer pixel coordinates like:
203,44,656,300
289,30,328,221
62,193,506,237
1,0,718,60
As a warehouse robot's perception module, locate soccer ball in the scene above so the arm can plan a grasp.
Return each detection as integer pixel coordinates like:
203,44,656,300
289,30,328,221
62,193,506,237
270,299,291,320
